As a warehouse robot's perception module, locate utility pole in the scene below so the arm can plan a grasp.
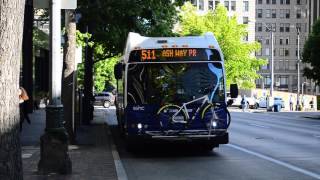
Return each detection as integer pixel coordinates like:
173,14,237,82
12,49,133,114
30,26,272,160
38,0,72,174
270,29,274,97
296,28,301,110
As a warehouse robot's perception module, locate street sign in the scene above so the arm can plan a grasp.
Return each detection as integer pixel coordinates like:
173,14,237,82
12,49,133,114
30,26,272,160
34,0,77,9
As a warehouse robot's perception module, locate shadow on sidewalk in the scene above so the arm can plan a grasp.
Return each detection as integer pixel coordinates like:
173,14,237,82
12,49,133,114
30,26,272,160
21,108,117,180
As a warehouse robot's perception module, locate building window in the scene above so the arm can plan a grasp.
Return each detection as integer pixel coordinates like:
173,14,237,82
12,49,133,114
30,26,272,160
296,9,301,18
265,38,270,45
272,9,277,18
256,23,262,32
296,23,302,32
297,0,301,5
285,9,290,18
280,23,284,32
265,48,270,56
199,0,204,10
280,9,290,18
243,1,249,12
257,9,262,18
272,0,276,4
243,17,249,24
215,0,220,7
286,37,289,45
266,9,271,18
231,1,236,11
257,0,262,4
208,0,214,10
280,9,285,18
280,0,290,4
285,49,289,56
279,48,284,56
266,0,270,4
224,1,229,10
280,38,283,45
285,23,290,32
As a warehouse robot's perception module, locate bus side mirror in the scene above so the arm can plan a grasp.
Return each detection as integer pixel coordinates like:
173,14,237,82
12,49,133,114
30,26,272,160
230,84,238,98
114,63,122,80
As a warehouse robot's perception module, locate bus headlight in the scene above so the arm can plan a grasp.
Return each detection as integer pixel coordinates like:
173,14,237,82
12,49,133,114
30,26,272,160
212,121,217,128
137,123,142,129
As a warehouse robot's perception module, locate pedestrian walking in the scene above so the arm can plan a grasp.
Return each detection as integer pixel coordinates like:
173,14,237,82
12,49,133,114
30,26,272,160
309,98,314,110
19,87,31,131
289,94,293,111
241,95,247,112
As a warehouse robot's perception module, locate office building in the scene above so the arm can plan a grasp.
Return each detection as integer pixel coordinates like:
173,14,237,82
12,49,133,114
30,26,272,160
255,0,313,94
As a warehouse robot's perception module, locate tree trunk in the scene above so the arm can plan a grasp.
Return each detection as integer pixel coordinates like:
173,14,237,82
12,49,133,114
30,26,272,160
62,9,76,143
22,0,34,113
0,0,26,180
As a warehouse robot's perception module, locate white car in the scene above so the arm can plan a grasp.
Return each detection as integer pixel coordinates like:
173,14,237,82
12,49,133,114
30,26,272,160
227,95,259,109
257,96,275,109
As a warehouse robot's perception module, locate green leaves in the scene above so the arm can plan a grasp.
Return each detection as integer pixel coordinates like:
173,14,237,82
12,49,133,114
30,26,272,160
179,3,266,89
302,19,320,85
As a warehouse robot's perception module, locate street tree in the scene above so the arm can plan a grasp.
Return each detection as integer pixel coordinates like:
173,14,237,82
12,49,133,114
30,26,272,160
62,10,77,143
0,0,26,179
179,3,266,89
302,19,320,85
75,0,183,120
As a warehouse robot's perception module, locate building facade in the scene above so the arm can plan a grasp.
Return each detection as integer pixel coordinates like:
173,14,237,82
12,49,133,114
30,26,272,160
187,0,256,42
254,0,313,94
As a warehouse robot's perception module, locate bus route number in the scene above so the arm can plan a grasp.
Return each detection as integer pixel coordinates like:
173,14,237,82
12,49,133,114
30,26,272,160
141,49,197,61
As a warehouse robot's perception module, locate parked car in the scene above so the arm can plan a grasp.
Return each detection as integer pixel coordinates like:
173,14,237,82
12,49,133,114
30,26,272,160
257,96,285,109
227,94,259,109
94,92,115,108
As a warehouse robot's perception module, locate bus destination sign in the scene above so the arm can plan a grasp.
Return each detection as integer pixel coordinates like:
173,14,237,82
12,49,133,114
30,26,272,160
141,49,198,61
128,48,220,62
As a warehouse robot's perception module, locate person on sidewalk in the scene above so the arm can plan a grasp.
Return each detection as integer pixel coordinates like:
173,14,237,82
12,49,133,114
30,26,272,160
19,87,31,131
289,95,294,111
241,95,247,112
309,98,314,110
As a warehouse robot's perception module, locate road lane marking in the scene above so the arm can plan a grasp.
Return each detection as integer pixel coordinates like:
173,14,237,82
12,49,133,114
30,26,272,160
105,124,128,180
248,123,270,128
227,144,320,180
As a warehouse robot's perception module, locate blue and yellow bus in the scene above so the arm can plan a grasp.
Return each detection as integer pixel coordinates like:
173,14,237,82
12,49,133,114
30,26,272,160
114,32,238,150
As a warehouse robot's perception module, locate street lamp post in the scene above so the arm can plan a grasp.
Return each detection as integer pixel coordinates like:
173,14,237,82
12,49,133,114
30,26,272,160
264,24,274,97
270,29,274,97
296,28,301,110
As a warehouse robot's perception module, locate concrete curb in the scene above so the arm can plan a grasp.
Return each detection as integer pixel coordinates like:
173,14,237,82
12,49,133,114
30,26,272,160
104,124,128,180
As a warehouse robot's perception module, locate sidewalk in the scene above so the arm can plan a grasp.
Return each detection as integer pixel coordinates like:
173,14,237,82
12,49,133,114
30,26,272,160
20,108,118,180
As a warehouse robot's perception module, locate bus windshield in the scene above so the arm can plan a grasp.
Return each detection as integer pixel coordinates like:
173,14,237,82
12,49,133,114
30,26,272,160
127,63,224,105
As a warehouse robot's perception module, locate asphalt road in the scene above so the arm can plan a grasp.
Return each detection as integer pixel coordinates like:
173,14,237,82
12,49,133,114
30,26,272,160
104,107,320,180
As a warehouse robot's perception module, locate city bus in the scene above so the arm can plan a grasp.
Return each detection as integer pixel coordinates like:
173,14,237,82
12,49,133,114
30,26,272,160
114,32,238,150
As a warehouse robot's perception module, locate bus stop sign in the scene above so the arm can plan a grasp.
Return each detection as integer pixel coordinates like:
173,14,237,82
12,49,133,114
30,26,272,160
34,0,77,9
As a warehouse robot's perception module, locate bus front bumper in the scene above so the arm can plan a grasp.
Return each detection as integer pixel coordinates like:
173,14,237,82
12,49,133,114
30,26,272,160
127,130,229,144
